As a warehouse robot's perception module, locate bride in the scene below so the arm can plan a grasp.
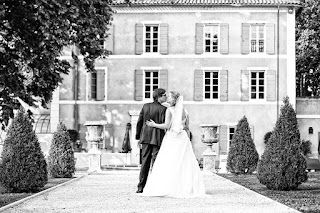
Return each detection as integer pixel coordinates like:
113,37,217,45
140,91,205,198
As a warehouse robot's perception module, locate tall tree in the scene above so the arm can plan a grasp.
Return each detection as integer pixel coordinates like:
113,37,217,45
226,116,259,175
257,97,307,190
0,0,114,129
296,0,320,96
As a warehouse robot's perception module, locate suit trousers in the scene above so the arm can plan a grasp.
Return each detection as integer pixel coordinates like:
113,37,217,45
137,143,160,190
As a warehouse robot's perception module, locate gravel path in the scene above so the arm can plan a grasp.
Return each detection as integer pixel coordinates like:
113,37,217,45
2,170,301,213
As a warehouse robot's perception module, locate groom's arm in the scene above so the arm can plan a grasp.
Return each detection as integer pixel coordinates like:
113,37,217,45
135,106,144,140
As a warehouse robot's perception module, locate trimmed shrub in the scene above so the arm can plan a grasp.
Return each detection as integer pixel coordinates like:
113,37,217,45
0,110,47,192
257,96,308,190
263,131,272,145
48,122,75,178
300,139,312,156
67,129,79,150
227,116,259,174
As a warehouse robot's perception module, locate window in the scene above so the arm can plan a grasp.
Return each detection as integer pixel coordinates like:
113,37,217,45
228,127,235,150
144,70,159,99
91,72,97,100
145,25,159,53
204,71,219,100
97,34,105,49
250,71,265,100
204,24,219,53
87,69,106,101
250,24,265,53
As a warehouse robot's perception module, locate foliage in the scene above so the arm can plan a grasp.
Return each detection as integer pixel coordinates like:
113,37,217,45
219,173,320,213
300,139,312,156
0,110,47,192
296,0,320,96
0,0,114,129
257,97,308,190
48,122,75,178
227,116,259,174
263,131,272,145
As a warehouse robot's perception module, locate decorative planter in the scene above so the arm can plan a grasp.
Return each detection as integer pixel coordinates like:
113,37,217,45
84,121,105,172
200,124,220,173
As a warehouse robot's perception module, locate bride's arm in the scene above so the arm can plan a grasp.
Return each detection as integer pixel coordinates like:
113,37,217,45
146,109,172,130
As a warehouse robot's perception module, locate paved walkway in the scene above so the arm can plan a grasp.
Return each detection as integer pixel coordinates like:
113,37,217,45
1,170,300,213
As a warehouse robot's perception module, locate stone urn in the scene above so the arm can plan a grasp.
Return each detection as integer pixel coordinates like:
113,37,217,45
200,124,219,173
84,121,105,172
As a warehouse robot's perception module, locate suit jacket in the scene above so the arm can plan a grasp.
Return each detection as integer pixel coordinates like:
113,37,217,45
136,101,167,146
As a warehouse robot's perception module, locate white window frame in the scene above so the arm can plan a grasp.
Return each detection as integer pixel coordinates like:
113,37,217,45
227,126,236,153
203,23,220,54
249,70,266,101
202,68,221,101
249,23,266,53
143,22,161,54
86,67,108,101
142,67,161,101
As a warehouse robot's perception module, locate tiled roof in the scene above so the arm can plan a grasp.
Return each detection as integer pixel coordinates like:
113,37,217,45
112,0,301,6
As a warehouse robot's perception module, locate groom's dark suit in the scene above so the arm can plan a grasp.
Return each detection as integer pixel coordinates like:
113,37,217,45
136,101,166,192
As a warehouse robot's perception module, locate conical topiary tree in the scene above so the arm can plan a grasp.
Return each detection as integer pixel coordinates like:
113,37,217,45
257,96,308,190
48,122,75,178
0,110,47,192
226,116,259,174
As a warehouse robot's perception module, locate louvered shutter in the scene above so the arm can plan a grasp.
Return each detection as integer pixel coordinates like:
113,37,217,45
105,24,114,54
135,23,144,55
135,69,143,101
241,70,249,101
159,69,168,91
88,73,92,100
267,70,276,101
266,23,275,55
220,23,229,54
220,70,228,101
96,69,105,101
195,23,204,54
194,69,203,101
219,125,228,155
159,24,168,55
241,23,250,54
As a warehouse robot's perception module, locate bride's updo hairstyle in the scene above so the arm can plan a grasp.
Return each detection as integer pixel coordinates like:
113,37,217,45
170,91,180,106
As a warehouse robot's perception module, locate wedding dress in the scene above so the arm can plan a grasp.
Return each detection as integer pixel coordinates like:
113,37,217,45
141,96,205,198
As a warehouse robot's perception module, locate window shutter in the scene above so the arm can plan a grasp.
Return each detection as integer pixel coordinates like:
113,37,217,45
241,23,250,54
96,69,105,101
135,23,144,55
220,70,228,101
219,125,228,155
220,23,229,54
105,24,114,54
241,70,249,101
135,69,143,101
88,72,92,100
159,69,168,91
159,23,168,55
194,69,203,101
266,23,275,55
195,23,204,54
267,70,276,101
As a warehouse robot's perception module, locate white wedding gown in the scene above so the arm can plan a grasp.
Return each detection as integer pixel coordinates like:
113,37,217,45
141,106,205,198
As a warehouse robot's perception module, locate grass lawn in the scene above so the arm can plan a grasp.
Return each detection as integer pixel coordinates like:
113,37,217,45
0,177,73,208
218,172,320,213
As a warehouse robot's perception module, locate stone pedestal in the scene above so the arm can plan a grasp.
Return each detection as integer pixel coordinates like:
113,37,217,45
129,110,140,166
88,142,102,173
85,121,104,172
200,124,219,173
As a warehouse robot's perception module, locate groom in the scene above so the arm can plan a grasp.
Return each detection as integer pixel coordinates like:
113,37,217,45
135,88,167,193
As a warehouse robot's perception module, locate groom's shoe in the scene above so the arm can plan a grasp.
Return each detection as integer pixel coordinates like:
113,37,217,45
136,189,143,193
